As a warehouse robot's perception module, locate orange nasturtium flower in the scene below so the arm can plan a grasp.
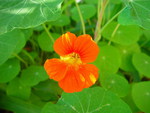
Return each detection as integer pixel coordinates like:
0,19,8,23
44,32,99,93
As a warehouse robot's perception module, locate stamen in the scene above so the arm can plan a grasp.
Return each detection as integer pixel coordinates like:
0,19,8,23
60,52,82,65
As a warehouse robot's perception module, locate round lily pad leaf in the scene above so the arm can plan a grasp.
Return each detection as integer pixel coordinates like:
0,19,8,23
71,4,96,22
49,15,70,27
7,77,31,100
132,53,150,78
102,21,140,45
20,65,48,87
93,45,121,75
38,32,60,52
116,43,141,71
0,58,20,83
100,74,130,97
132,81,150,113
42,87,132,113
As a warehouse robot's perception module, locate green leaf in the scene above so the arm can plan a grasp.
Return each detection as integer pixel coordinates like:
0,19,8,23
37,32,60,52
110,0,122,4
7,78,31,100
22,29,33,41
116,43,141,71
0,0,63,34
93,45,121,75
13,33,26,54
84,0,98,4
71,4,96,22
49,14,70,27
20,65,48,87
33,80,62,101
0,30,25,65
132,53,150,78
102,21,140,45
0,93,41,113
118,0,150,29
0,58,20,83
42,87,132,113
100,74,130,97
132,81,150,113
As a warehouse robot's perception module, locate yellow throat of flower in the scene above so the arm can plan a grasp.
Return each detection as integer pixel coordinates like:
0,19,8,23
60,52,82,65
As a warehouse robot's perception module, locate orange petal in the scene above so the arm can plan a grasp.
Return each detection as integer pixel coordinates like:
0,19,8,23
44,59,68,81
79,64,99,88
59,66,85,93
74,34,99,63
54,32,77,56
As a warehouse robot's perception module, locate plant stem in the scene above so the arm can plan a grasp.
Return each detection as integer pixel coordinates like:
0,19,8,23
74,0,86,34
12,53,28,67
108,23,120,45
42,24,54,43
94,0,109,42
22,50,35,64
62,0,74,12
101,7,125,34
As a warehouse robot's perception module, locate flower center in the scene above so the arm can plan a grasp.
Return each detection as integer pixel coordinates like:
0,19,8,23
60,52,82,65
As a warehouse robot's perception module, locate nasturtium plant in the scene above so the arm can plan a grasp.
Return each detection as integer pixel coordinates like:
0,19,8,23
0,58,20,83
102,21,140,45
0,30,24,65
0,0,150,112
132,82,150,113
116,43,141,71
42,87,132,113
0,0,63,35
118,0,150,29
94,45,121,75
38,32,60,52
71,4,96,22
7,78,31,100
100,74,130,97
132,53,150,78
20,66,48,87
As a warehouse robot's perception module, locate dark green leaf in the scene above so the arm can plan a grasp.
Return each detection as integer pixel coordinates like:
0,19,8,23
0,58,20,83
0,93,41,113
0,30,24,65
20,65,48,86
7,77,31,100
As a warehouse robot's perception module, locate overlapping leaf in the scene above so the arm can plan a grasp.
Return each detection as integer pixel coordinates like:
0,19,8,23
0,0,63,34
119,0,150,29
42,87,132,113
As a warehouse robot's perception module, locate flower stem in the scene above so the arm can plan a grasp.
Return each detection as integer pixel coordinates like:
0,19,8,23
12,53,28,67
22,50,35,64
95,7,125,43
74,0,86,34
108,23,120,45
42,23,54,43
94,0,109,42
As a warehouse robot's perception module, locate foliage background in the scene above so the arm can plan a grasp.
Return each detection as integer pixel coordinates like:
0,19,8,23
0,0,150,113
